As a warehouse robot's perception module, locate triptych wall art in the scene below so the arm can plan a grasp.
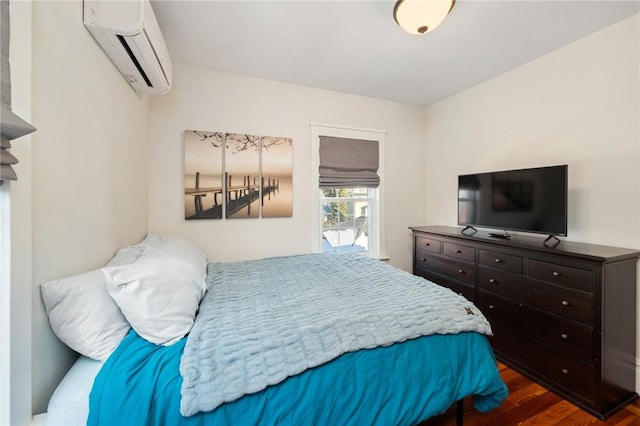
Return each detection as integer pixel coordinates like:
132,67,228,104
184,130,293,220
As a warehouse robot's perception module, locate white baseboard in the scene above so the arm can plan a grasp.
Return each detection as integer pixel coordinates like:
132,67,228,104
636,358,640,394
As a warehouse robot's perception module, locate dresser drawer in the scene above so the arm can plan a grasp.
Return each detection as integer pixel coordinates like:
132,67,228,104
442,242,475,263
440,279,475,302
528,259,593,293
479,250,523,275
491,323,596,404
414,261,475,302
415,236,441,254
524,280,594,324
415,251,475,286
478,291,593,362
478,267,525,300
479,267,594,324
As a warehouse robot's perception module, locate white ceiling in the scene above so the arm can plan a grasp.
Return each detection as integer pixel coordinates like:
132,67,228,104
151,1,639,106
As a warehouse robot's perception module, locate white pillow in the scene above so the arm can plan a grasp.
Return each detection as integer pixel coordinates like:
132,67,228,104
140,234,208,291
103,247,206,346
139,233,163,247
106,244,145,267
40,269,130,362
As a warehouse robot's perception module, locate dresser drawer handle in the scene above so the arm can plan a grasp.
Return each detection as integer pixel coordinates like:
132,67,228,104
425,242,430,246
561,333,568,340
494,258,502,263
561,300,569,307
421,258,427,262
562,368,569,374
454,250,462,254
553,271,561,277
458,269,464,274
489,278,496,284
488,304,495,309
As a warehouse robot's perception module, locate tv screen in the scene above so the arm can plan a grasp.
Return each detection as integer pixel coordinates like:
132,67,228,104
458,165,568,236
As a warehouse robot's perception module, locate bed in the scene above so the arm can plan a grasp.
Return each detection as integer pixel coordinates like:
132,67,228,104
41,236,507,426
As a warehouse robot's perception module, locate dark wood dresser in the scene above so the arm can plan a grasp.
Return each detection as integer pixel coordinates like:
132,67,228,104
410,225,639,419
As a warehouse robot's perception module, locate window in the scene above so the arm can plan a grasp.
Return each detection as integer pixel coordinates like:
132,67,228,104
321,187,374,253
310,123,386,259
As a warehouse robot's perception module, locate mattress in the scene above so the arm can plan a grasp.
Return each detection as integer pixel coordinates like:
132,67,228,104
44,356,102,426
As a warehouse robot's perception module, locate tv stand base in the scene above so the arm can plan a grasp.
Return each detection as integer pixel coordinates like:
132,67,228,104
543,234,561,247
461,226,477,236
488,231,511,239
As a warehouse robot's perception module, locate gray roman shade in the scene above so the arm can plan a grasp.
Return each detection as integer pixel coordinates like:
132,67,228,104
1,0,37,183
319,136,380,188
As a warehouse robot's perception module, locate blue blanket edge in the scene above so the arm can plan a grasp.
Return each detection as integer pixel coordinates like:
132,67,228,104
88,329,508,426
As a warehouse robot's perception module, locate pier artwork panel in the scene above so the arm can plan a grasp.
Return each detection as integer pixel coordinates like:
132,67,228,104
184,130,293,220
184,130,224,219
261,136,293,218
225,133,260,219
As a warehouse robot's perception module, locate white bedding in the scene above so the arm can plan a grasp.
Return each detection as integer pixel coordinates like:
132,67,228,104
44,356,102,426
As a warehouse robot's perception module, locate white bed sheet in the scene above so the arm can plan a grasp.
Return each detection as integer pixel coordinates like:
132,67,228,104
44,356,103,426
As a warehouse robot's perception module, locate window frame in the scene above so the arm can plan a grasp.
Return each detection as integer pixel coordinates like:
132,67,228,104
0,183,10,426
310,123,386,258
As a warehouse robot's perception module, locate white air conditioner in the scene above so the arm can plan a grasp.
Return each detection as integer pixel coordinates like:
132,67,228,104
83,0,172,95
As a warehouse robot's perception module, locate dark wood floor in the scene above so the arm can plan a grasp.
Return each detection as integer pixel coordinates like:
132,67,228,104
422,363,640,426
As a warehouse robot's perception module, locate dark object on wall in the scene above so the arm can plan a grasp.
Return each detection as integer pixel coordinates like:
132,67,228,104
458,165,567,238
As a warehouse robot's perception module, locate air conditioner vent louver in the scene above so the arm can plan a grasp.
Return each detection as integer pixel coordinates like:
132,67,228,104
116,35,152,88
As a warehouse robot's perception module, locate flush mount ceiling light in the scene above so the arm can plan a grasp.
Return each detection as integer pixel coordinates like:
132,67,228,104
393,0,455,35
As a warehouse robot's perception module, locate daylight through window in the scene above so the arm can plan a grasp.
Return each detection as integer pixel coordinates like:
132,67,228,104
320,187,374,253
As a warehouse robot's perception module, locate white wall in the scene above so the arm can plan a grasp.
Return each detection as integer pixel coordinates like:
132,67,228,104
148,65,426,272
423,14,640,386
424,14,639,249
29,1,150,415
4,2,34,424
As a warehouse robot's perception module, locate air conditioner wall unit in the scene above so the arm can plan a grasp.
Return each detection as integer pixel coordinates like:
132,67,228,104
83,0,172,95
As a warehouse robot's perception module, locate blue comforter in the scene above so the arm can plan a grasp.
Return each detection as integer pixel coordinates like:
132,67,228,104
88,329,507,425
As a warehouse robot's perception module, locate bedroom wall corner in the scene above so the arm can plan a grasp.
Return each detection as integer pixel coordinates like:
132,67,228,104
29,0,150,416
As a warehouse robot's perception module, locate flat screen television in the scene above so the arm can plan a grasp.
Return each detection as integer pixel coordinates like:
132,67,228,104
458,165,568,238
